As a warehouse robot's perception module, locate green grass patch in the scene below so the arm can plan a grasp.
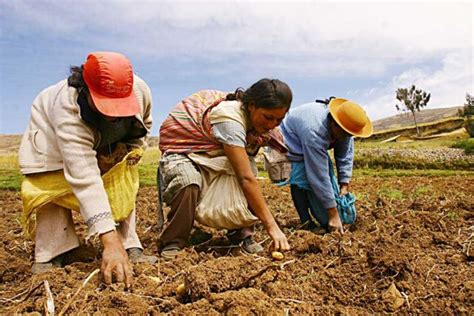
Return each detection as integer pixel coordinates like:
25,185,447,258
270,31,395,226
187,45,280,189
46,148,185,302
413,185,432,197
0,164,158,191
0,153,19,170
354,192,370,202
0,169,22,191
0,153,22,190
1,145,473,192
451,138,474,155
257,170,269,178
353,168,474,177
447,211,458,220
141,147,161,165
354,153,473,170
378,186,404,200
138,148,159,187
138,163,157,187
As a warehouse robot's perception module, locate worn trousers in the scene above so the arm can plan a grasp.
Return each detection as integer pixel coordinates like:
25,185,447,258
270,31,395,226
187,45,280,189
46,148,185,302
290,184,331,228
159,184,254,249
35,203,142,263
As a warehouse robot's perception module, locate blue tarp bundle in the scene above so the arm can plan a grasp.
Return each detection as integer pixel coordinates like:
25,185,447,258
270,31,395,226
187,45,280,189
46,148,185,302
279,159,356,225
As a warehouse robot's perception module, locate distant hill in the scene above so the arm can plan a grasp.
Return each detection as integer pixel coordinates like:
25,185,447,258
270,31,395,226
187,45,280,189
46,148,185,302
148,136,159,147
0,134,160,153
0,134,22,154
373,106,463,132
0,105,464,151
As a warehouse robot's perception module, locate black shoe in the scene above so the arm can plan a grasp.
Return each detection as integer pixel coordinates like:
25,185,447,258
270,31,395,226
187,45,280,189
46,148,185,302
226,230,241,244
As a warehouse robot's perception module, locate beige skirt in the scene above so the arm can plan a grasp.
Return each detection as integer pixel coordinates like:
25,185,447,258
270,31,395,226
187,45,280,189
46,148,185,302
159,153,258,230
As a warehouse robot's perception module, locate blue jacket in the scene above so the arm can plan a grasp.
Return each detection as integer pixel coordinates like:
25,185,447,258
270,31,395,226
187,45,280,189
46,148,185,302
280,102,354,209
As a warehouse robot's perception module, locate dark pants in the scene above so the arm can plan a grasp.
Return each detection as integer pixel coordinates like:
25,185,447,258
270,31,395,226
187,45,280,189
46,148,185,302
291,184,312,223
160,185,200,249
290,184,329,228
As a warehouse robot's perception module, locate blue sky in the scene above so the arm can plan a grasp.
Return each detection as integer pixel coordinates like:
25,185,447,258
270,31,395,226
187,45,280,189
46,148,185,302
0,0,472,135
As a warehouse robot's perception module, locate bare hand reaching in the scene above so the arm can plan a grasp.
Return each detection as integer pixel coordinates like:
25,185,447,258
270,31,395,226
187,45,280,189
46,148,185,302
267,224,291,251
100,231,133,288
339,183,350,196
327,207,344,233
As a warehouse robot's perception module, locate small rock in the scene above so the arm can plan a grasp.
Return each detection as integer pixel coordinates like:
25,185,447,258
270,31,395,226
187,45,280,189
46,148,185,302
464,280,474,290
382,282,405,310
446,254,465,265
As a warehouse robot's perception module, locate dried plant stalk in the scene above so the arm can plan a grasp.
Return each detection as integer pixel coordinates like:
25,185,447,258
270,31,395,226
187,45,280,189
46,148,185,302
58,268,100,316
44,280,55,315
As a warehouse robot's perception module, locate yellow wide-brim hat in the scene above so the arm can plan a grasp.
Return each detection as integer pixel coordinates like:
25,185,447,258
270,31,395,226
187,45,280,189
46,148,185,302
328,98,373,138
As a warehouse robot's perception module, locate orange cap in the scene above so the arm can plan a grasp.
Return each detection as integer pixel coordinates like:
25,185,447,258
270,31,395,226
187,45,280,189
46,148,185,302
83,51,139,117
329,98,373,138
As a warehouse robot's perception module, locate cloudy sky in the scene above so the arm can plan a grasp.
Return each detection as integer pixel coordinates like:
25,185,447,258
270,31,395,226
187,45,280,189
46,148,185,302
0,0,472,134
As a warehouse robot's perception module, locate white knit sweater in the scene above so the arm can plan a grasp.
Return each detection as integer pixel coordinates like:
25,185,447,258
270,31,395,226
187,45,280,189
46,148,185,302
19,75,153,236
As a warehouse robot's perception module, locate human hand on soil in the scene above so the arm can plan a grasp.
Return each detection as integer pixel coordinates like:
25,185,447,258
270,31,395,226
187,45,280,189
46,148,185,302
327,207,344,233
267,224,290,251
339,183,349,196
100,231,133,288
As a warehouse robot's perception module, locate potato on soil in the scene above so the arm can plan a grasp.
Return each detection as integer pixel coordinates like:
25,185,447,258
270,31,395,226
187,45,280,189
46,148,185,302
176,283,186,296
271,251,284,261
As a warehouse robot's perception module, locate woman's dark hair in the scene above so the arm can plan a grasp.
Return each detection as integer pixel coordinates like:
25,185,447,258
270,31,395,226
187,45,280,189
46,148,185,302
67,65,87,89
226,78,292,111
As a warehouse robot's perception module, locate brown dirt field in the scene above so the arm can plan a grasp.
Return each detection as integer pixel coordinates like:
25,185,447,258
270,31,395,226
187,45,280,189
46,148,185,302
1,176,473,314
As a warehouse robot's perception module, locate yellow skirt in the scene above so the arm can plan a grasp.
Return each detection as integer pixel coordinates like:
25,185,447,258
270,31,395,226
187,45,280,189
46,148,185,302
21,149,142,238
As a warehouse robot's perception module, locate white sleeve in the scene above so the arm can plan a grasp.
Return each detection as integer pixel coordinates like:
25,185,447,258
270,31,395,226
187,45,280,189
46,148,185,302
51,96,116,237
212,121,246,147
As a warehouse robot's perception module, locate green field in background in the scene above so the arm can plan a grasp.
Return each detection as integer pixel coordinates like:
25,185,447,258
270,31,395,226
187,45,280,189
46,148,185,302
1,142,472,191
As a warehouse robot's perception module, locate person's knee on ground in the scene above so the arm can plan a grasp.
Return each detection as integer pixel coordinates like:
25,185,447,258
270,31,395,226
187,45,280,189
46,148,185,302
160,184,200,260
291,185,327,233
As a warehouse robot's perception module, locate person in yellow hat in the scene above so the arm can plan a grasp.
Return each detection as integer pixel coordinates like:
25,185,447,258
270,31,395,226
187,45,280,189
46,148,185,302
279,98,373,233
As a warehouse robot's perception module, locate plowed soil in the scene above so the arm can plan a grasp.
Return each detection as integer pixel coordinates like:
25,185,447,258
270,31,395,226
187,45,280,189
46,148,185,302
1,176,473,314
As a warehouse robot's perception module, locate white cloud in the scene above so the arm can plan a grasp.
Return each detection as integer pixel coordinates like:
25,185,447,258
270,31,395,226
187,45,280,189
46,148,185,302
1,0,472,120
2,2,471,60
360,49,473,121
